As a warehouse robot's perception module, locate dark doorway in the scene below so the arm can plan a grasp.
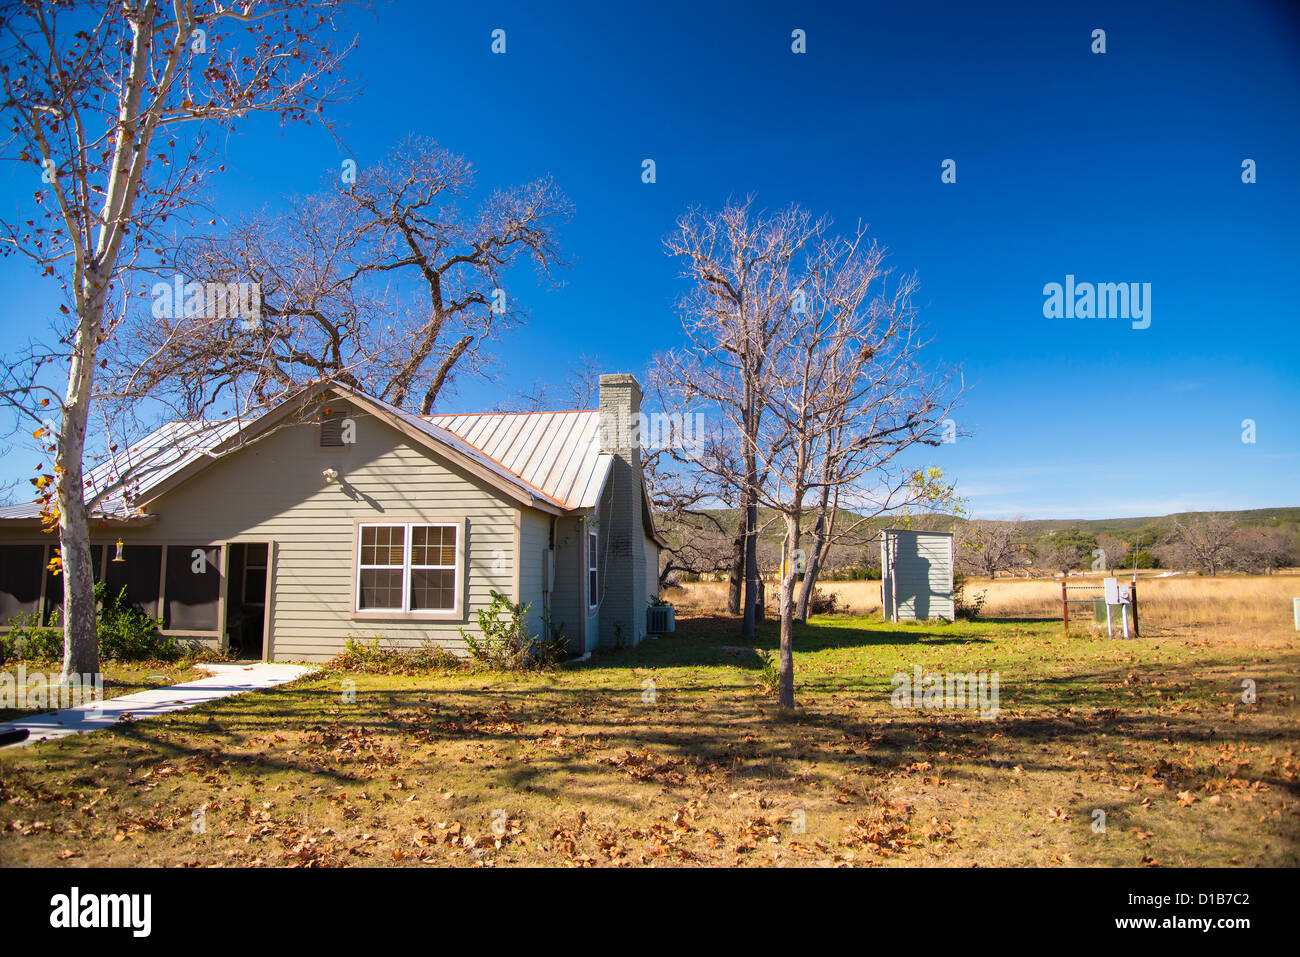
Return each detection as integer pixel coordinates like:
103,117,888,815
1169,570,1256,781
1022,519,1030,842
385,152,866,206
224,543,269,660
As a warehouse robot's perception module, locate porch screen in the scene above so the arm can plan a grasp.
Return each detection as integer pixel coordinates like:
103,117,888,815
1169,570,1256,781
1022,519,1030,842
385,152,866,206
164,545,222,632
0,544,44,625
43,544,104,624
103,545,162,618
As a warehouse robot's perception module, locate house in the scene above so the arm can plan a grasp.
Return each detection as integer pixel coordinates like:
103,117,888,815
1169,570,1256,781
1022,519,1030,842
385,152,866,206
0,374,665,661
880,528,955,622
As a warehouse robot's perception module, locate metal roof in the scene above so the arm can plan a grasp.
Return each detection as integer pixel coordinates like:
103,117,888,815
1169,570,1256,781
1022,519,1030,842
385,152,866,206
425,410,612,510
0,419,239,520
339,390,588,511
1,392,611,519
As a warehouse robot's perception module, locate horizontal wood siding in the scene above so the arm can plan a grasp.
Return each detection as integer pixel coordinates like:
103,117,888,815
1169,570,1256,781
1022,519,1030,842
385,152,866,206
518,509,550,646
644,535,660,604
884,531,955,622
549,516,585,654
83,412,519,661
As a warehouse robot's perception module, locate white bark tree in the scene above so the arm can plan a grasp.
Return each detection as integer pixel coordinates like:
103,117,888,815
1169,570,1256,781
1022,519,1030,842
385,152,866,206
0,0,357,679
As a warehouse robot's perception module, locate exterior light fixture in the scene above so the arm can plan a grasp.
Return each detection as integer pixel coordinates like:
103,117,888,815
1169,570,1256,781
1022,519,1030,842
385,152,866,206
112,539,125,563
322,468,339,484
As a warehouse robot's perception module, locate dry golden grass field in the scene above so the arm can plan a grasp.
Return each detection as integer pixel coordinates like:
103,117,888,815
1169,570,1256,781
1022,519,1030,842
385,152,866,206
668,570,1300,640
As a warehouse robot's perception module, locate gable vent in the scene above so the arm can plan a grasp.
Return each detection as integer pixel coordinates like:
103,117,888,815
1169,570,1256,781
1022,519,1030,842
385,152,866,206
319,403,351,448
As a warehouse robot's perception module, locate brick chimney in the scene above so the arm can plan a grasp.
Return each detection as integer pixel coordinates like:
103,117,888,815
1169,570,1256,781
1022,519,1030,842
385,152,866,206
595,373,648,646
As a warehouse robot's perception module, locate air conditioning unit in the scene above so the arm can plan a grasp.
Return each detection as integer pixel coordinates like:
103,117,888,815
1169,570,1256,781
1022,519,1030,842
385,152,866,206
647,604,675,635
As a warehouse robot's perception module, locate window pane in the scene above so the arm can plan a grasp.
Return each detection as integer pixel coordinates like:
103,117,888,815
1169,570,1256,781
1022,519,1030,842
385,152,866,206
164,545,222,632
0,544,44,625
589,568,598,599
437,526,456,566
360,526,403,566
410,568,455,611
410,525,428,565
412,525,455,566
385,526,405,565
359,568,403,610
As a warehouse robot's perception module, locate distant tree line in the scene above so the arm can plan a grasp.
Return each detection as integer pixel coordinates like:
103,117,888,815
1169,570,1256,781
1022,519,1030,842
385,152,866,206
661,511,1298,584
953,513,1296,578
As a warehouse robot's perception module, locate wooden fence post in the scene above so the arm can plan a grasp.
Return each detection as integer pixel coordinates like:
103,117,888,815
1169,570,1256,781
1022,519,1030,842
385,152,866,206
1061,580,1069,637
1129,581,1139,637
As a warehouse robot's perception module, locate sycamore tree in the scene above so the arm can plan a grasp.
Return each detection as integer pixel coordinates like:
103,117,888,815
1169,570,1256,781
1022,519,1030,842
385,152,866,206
0,0,357,679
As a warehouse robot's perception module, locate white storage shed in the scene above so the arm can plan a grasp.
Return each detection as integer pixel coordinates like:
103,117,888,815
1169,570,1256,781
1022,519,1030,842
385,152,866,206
881,528,955,622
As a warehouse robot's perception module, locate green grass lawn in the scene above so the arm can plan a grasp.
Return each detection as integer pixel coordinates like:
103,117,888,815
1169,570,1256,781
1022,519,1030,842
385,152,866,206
0,614,1295,867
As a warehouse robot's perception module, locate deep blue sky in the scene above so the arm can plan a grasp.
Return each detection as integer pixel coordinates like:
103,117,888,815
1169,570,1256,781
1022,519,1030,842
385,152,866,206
2,0,1297,519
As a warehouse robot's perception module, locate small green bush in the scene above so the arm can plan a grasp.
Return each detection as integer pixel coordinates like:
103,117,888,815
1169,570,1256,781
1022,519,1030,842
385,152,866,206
755,650,780,697
460,590,558,669
953,574,987,621
2,584,204,664
0,608,63,663
94,581,182,661
331,635,465,673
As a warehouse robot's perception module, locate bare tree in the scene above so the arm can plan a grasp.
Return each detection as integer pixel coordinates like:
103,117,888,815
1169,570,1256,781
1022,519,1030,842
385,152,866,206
793,400,846,621
655,198,827,638
1229,526,1296,574
753,226,957,709
563,352,603,409
956,518,1029,579
658,207,959,707
108,135,571,420
1166,513,1237,577
0,0,356,678
641,431,735,587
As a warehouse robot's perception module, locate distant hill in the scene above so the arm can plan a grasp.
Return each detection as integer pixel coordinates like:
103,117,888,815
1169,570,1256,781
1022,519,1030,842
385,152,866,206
1011,508,1300,536
660,506,1300,550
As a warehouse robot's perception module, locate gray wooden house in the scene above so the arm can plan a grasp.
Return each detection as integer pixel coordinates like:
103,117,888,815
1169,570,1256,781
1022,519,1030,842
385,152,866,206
0,374,665,661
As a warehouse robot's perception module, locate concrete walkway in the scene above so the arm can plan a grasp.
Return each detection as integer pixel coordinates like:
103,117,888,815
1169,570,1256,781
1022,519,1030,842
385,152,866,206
0,662,314,748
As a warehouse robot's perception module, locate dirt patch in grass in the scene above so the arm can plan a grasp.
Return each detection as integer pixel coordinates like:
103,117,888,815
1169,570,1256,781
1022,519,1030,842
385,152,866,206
0,616,1296,867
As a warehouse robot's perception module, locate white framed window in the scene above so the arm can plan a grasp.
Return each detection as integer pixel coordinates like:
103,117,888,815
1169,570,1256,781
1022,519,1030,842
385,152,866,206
409,524,457,611
356,523,459,614
588,529,599,609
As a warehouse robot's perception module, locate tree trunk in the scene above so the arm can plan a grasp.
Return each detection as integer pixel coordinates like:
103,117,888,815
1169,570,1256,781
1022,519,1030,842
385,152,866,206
58,299,104,680
777,514,801,710
741,496,758,638
726,505,745,615
796,486,830,622
740,381,759,640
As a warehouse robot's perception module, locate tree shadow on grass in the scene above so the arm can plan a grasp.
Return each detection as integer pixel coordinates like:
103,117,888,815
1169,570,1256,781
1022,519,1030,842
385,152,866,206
5,648,1299,865
576,619,996,672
